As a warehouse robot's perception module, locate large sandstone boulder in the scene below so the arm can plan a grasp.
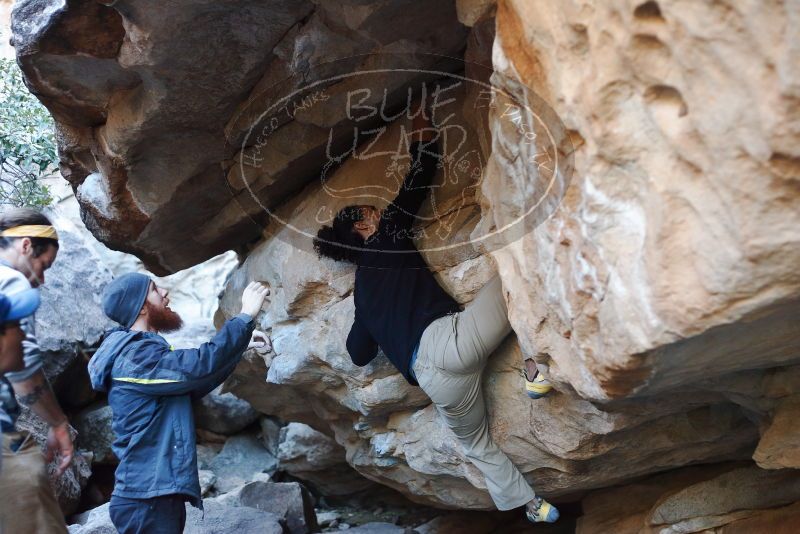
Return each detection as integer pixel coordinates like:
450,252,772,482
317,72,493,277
212,77,771,508
484,0,800,402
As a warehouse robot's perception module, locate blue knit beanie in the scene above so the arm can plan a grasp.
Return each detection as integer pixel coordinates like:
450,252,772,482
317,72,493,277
102,273,152,328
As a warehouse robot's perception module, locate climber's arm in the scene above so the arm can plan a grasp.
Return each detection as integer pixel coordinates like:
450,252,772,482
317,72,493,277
384,110,441,228
347,315,379,366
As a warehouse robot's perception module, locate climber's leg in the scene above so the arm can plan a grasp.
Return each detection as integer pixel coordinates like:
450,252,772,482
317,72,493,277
446,381,537,510
457,275,554,399
413,354,536,510
413,319,535,510
446,275,512,373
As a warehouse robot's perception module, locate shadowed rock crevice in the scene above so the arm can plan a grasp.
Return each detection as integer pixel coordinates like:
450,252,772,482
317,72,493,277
633,1,665,22
35,0,125,58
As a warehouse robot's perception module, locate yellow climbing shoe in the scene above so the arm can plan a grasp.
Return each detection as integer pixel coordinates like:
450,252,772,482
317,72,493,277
525,370,553,399
526,496,560,523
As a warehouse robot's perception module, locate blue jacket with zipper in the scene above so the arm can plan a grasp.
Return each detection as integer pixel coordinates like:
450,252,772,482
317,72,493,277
88,313,255,507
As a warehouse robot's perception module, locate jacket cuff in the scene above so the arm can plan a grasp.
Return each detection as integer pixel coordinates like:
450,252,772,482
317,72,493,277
234,313,254,324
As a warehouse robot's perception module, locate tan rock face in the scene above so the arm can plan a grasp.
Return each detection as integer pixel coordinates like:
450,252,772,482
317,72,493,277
577,463,800,533
753,394,800,470
486,0,800,401
277,422,376,496
214,0,798,510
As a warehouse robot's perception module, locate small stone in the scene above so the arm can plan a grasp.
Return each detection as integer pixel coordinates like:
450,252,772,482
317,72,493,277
252,472,272,483
198,469,216,496
193,385,259,436
260,417,283,456
196,428,227,444
277,422,374,496
316,510,342,528
213,481,318,533
196,443,221,470
209,432,278,493
73,403,116,465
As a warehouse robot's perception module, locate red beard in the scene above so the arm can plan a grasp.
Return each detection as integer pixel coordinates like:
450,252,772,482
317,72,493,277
146,301,184,333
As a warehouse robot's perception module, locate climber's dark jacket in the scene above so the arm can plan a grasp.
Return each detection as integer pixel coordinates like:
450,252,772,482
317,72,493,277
346,139,461,385
88,314,254,507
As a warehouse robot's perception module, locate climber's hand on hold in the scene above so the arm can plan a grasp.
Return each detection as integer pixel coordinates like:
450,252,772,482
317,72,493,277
241,281,270,318
248,329,272,354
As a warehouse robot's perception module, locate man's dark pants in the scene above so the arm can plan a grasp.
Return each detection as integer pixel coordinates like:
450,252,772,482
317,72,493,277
109,494,187,534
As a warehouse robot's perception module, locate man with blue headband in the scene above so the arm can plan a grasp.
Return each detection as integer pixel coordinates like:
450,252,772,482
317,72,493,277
0,207,71,534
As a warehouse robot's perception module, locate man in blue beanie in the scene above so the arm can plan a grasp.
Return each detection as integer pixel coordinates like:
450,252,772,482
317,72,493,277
89,273,270,534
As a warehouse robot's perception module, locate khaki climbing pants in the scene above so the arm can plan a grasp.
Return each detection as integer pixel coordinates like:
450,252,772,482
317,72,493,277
0,431,68,534
413,276,536,511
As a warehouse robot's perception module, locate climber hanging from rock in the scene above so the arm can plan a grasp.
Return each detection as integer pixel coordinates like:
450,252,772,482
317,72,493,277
88,274,270,534
313,100,559,524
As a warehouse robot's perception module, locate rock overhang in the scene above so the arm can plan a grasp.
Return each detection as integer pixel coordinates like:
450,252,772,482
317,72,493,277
13,0,471,274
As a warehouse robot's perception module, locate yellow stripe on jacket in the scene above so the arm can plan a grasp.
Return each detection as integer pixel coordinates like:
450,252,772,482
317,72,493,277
113,377,182,385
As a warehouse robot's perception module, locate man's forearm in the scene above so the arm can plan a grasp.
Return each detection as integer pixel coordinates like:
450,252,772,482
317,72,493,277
11,370,67,426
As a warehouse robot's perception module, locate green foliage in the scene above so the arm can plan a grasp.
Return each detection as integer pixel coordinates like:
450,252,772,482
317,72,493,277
0,58,55,208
